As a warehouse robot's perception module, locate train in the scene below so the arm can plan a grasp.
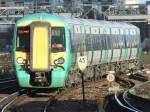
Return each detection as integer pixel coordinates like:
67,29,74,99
13,12,141,88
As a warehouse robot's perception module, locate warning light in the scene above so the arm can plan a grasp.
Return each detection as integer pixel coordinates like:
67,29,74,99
22,30,29,33
18,30,29,34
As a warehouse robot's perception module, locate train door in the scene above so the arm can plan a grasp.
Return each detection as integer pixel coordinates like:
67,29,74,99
30,22,50,71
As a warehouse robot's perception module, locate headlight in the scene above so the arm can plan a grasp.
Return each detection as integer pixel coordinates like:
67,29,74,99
54,57,65,65
16,57,25,64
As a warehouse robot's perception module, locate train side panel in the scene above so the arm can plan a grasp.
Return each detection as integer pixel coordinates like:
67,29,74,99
13,13,141,88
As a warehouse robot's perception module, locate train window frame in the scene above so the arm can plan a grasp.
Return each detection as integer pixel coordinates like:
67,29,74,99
69,29,73,53
100,28,106,50
91,27,100,51
102,33,107,50
106,28,111,50
136,30,140,47
16,26,30,52
118,29,123,48
51,27,66,53
99,30,102,50
107,34,111,49
111,28,120,49
85,26,92,51
70,25,76,52
72,25,81,52
80,25,86,54
125,29,130,48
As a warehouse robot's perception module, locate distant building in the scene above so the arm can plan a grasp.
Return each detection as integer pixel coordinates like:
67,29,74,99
113,0,140,4
24,0,34,7
125,0,140,4
49,0,64,6
0,0,64,7
82,0,112,3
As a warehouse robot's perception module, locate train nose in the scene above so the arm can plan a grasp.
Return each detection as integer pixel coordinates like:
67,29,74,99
30,22,51,72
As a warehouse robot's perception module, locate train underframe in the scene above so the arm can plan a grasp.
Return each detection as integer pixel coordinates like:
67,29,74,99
65,60,139,87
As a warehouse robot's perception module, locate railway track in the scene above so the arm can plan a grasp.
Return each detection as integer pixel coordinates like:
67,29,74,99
43,95,56,112
10,72,141,112
0,89,27,112
123,91,149,112
43,76,133,112
114,89,150,112
0,78,18,93
115,75,135,89
0,78,16,82
112,76,150,112
114,92,140,112
114,68,150,89
129,73,149,82
0,89,40,112
43,71,149,112
0,70,146,112
13,79,108,112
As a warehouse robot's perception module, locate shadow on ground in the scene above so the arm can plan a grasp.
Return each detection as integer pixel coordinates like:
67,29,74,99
12,99,98,112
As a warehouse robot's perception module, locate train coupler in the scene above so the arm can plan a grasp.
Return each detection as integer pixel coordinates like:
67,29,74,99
33,72,50,86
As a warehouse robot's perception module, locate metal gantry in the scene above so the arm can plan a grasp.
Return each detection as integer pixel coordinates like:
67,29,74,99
0,1,149,23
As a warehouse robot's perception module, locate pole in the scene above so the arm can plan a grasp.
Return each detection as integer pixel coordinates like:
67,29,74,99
77,56,87,106
81,70,85,104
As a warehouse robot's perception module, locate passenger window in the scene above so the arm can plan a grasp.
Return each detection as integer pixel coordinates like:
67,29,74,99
51,27,65,52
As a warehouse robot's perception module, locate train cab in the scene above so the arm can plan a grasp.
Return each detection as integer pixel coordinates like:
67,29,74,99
14,14,71,88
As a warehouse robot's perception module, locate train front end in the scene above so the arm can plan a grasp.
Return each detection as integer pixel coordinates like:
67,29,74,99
13,13,71,88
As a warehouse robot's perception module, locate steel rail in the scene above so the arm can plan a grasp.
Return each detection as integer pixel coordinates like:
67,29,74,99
115,75,135,88
0,91,19,110
1,93,26,112
0,78,17,91
114,92,139,112
0,85,17,91
0,89,32,112
43,79,107,112
0,79,16,84
0,78,16,81
43,96,55,112
131,74,149,82
123,91,143,112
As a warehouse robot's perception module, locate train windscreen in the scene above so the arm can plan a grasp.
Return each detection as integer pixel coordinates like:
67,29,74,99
16,27,30,52
51,27,65,52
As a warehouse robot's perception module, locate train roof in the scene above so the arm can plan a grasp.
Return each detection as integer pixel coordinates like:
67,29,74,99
17,13,139,30
63,16,138,29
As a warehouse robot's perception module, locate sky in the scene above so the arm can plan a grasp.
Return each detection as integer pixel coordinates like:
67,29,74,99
140,0,150,3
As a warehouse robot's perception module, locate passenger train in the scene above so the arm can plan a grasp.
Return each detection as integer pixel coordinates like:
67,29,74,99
13,13,141,88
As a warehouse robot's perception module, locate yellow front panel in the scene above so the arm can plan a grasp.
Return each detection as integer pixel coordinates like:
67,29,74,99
32,27,49,70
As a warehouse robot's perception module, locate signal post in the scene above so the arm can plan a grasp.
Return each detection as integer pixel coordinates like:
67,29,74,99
77,56,88,105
